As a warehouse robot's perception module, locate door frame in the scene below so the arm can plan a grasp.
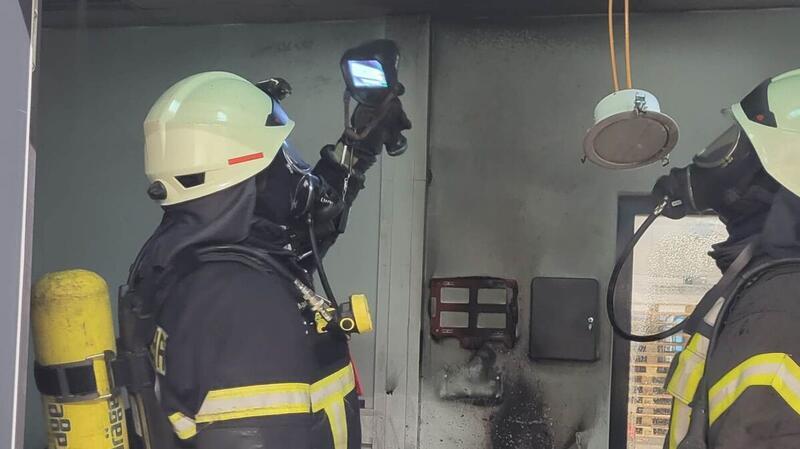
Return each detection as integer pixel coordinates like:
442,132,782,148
363,15,430,449
609,195,720,448
1,1,38,447
609,195,653,449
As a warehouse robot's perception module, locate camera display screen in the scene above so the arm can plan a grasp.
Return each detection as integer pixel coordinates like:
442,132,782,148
348,60,388,89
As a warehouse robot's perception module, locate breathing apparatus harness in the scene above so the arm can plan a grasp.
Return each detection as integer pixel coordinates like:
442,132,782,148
605,196,755,343
606,123,781,342
606,193,800,364
606,204,800,449
114,227,371,449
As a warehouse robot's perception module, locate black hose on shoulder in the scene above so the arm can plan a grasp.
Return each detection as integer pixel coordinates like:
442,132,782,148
308,216,338,307
606,199,687,342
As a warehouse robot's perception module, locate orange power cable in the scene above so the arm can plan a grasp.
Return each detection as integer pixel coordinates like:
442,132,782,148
624,0,632,89
608,0,620,91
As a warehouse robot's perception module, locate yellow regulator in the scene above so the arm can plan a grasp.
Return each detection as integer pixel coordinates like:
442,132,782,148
31,269,129,449
338,294,373,334
315,294,374,335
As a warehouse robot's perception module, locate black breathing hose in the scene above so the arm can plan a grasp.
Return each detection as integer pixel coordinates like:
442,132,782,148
308,216,338,307
606,198,688,342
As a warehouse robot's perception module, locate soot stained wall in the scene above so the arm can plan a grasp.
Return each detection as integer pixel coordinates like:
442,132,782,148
422,9,800,449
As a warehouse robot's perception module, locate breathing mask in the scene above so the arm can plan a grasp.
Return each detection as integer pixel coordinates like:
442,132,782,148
652,124,777,224
606,122,778,342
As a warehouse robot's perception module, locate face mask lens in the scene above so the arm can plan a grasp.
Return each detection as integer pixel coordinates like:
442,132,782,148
693,125,742,168
290,173,316,218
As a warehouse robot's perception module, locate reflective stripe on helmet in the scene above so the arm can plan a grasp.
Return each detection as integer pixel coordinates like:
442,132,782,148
227,152,265,165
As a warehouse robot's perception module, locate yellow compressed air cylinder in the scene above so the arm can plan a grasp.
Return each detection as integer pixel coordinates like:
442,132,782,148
32,269,128,449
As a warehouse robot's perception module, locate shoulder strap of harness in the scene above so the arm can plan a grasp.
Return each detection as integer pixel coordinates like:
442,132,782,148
710,257,800,344
683,243,755,336
667,254,800,449
192,244,313,287
115,244,312,449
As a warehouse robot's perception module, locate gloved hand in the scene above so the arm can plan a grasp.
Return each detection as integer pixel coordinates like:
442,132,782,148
317,144,366,205
346,96,412,171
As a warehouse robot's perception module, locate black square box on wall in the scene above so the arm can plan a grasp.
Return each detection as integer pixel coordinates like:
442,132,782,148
529,277,599,362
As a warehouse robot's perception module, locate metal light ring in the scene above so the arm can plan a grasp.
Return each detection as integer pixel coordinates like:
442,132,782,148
583,109,680,170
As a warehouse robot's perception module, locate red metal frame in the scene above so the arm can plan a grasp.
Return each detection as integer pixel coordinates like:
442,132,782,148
429,277,518,349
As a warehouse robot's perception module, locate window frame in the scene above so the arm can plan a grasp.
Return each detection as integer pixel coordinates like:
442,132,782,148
609,194,719,448
609,195,652,449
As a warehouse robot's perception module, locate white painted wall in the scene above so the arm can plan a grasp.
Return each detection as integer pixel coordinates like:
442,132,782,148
422,8,800,449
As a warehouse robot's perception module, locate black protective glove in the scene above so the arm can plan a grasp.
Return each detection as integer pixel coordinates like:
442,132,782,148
316,144,365,205
345,97,412,172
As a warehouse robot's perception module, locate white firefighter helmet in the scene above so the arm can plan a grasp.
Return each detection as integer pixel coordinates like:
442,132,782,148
732,68,800,197
144,71,294,205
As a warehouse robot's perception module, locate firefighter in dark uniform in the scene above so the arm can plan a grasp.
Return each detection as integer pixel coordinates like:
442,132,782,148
651,68,800,448
124,71,409,448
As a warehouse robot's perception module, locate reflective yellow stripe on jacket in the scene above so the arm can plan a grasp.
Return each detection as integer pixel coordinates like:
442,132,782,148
709,353,800,425
168,412,197,440
168,363,355,449
665,333,709,449
311,365,356,449
667,333,710,403
664,296,726,449
667,397,692,449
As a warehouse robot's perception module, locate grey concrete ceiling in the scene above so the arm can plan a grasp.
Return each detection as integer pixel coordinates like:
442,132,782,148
43,0,800,28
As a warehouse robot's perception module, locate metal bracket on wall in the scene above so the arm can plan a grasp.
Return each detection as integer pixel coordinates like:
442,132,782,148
429,277,518,349
438,347,503,404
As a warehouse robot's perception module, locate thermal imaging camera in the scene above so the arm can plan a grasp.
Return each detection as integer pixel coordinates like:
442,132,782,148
341,39,401,107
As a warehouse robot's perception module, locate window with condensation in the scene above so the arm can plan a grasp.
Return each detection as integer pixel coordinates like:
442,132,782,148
610,196,728,449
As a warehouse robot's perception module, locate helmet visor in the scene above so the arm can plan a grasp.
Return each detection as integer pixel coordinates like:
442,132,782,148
693,125,744,168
